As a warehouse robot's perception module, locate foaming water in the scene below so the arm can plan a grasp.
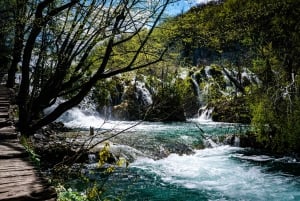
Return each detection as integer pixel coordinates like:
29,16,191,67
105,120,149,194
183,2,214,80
59,107,241,136
60,107,104,128
57,107,299,200
131,146,300,201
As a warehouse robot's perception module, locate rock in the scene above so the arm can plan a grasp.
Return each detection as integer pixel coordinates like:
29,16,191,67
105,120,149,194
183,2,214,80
164,142,195,156
90,142,145,163
33,133,47,141
112,101,130,120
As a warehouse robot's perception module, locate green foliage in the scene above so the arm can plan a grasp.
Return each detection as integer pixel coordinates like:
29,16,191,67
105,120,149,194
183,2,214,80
145,71,187,121
93,77,125,108
57,185,88,201
90,0,300,153
250,92,300,153
20,136,41,166
163,0,300,153
0,0,14,73
57,141,127,201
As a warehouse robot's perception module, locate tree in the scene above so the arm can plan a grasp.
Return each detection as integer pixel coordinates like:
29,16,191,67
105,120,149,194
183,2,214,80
221,0,300,153
0,0,15,81
11,0,175,135
6,0,29,88
163,0,300,152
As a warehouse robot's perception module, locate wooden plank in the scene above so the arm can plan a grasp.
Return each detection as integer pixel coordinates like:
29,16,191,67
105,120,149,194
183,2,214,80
0,121,11,127
0,170,36,180
0,143,28,159
0,175,41,187
0,186,56,201
0,133,18,140
0,176,51,194
0,127,16,133
0,85,56,201
0,167,35,173
0,143,26,152
0,184,46,196
0,152,28,159
0,184,56,199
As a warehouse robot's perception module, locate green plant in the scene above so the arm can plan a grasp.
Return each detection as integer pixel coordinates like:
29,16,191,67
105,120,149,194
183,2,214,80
56,142,127,201
57,184,88,201
20,136,40,166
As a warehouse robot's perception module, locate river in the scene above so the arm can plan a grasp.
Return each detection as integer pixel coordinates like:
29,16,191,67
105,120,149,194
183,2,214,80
59,109,300,201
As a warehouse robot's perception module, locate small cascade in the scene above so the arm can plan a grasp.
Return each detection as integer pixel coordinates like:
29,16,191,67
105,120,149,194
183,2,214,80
58,107,104,129
79,90,97,112
233,136,240,147
204,66,213,79
203,138,218,148
134,81,153,106
44,96,104,129
102,105,112,119
191,74,203,105
198,107,214,121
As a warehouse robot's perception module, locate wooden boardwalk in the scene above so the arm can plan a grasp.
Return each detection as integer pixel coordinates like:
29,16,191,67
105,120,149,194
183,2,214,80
0,85,56,201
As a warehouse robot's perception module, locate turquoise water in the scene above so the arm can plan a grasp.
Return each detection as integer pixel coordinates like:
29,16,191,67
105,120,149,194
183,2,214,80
64,120,300,201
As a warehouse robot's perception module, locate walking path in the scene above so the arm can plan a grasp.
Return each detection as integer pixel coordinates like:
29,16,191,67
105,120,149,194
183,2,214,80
0,85,56,201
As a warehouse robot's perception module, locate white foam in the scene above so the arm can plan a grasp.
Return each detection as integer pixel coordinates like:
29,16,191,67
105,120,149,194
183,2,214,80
60,107,105,128
132,146,299,200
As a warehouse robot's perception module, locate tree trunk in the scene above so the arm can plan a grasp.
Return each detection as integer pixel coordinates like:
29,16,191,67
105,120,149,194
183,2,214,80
6,0,27,88
14,0,170,135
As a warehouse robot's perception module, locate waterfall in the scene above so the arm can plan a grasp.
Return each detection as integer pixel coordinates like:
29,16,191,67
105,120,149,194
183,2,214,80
134,81,153,106
190,70,215,121
191,74,203,106
198,107,213,121
203,138,218,148
44,96,105,129
58,107,104,128
233,136,240,147
204,66,212,79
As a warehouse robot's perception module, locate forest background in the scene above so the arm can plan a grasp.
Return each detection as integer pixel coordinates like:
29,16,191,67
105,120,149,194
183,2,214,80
0,0,299,155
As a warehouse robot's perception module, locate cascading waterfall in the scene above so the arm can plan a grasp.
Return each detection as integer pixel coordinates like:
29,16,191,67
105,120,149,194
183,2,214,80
198,106,214,121
58,107,104,128
133,80,153,106
191,74,203,106
190,68,215,121
44,92,105,129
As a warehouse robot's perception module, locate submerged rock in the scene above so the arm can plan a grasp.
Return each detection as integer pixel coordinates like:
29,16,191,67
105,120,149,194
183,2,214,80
89,142,146,163
165,142,195,155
